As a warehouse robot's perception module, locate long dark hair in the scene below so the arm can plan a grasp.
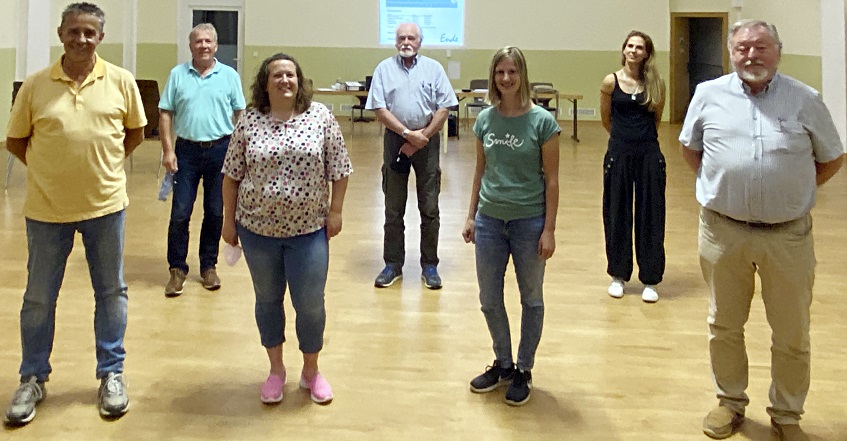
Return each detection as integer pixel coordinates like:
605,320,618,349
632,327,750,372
619,30,663,111
249,53,313,114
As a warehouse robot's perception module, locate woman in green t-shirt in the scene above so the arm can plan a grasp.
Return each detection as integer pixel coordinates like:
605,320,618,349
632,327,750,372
462,46,561,406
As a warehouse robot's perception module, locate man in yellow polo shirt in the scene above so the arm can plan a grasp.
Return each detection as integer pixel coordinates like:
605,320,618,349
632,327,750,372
3,2,146,425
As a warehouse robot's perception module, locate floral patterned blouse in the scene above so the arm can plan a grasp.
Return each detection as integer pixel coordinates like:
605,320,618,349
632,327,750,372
222,102,353,238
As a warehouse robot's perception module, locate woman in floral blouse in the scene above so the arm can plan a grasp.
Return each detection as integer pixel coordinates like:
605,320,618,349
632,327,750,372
222,53,352,405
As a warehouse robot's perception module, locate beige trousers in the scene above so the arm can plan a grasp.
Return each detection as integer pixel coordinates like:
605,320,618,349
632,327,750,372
698,207,815,425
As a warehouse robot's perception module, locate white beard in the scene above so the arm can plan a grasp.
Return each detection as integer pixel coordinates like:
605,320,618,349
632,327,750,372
399,48,417,57
738,67,770,83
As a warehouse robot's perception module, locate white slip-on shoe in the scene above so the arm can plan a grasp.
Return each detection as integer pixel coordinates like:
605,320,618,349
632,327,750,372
642,285,659,303
607,278,625,298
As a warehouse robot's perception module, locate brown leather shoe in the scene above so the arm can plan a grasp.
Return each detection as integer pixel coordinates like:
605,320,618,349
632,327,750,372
200,268,221,290
771,419,809,441
703,405,744,439
165,268,186,297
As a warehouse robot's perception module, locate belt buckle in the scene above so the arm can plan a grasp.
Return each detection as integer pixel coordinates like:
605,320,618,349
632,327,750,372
198,140,214,148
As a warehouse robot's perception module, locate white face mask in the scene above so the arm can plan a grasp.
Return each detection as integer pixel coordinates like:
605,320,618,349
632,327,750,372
224,243,242,266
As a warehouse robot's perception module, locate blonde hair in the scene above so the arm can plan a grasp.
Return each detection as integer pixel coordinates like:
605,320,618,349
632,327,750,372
487,46,531,108
620,30,663,112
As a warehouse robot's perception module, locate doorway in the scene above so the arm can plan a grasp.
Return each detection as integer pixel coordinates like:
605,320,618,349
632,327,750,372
178,0,244,73
669,13,729,123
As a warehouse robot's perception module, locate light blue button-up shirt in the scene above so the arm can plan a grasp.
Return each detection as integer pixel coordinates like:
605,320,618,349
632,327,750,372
158,59,246,142
365,54,458,130
679,72,843,223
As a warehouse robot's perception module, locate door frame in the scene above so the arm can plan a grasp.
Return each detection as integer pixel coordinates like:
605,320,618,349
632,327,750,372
177,0,245,74
669,12,729,123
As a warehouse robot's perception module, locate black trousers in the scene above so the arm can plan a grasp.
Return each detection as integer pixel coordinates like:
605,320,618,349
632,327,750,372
602,139,666,285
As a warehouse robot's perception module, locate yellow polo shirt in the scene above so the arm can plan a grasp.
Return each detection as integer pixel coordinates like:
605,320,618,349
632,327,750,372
7,55,147,223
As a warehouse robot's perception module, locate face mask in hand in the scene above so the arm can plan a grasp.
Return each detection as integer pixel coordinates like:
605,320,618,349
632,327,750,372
390,152,412,174
224,243,242,266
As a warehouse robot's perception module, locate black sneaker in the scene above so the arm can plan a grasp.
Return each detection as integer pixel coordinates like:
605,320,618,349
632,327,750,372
505,369,532,406
469,361,515,393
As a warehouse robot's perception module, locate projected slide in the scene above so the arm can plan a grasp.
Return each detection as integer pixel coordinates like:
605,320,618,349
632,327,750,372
379,0,465,46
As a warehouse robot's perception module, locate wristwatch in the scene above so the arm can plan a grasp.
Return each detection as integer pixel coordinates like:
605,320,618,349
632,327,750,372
401,128,410,139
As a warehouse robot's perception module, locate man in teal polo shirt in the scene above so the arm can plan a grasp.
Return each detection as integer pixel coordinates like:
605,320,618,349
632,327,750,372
159,23,246,297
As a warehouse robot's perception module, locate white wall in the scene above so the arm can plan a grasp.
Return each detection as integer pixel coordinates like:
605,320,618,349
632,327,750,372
0,0,17,51
8,0,817,57
821,0,847,148
138,0,178,44
670,0,732,12
741,0,821,56
19,0,50,78
243,0,670,51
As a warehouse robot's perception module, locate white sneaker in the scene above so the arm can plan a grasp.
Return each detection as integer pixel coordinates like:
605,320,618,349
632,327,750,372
642,285,659,303
607,278,625,298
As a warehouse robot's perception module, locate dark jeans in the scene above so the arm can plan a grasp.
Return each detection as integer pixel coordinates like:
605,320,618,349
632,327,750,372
602,139,666,285
381,129,441,269
167,137,229,273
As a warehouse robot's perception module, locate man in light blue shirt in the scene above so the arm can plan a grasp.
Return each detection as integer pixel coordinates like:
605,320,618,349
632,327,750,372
159,23,246,297
366,22,458,290
680,19,843,441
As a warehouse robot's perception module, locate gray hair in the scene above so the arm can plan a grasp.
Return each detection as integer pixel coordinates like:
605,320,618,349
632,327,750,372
728,19,782,51
61,2,105,32
395,22,423,43
189,23,218,43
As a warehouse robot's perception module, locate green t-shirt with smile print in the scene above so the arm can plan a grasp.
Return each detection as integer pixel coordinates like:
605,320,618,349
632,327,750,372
472,105,561,221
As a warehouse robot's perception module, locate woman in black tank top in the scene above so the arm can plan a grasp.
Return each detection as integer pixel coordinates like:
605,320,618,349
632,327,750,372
599,30,666,303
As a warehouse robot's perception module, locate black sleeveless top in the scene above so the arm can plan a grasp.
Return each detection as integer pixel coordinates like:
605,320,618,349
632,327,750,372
609,73,658,143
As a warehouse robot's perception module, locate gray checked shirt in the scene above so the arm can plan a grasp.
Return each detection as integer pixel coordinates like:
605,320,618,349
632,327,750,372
679,72,843,223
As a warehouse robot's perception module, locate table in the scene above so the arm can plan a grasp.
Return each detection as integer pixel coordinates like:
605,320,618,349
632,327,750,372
313,88,585,149
314,89,372,131
454,90,584,142
313,89,369,98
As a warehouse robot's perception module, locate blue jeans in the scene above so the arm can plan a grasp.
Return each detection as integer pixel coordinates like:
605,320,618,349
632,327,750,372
167,137,229,273
20,210,127,381
237,225,328,354
474,213,546,371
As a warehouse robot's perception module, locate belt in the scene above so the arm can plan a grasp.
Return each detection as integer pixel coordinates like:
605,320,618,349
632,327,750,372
708,209,797,228
180,135,230,148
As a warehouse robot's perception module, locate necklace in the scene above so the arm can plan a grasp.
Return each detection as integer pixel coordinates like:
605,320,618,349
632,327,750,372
631,86,641,101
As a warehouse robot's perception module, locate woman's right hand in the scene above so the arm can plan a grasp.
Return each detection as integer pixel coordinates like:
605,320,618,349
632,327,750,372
461,219,475,244
222,218,238,246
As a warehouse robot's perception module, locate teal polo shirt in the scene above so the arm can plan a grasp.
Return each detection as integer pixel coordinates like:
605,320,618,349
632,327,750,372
158,59,246,142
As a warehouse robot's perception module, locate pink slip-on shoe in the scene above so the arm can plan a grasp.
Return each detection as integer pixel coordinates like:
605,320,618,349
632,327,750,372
260,372,286,404
299,372,333,404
